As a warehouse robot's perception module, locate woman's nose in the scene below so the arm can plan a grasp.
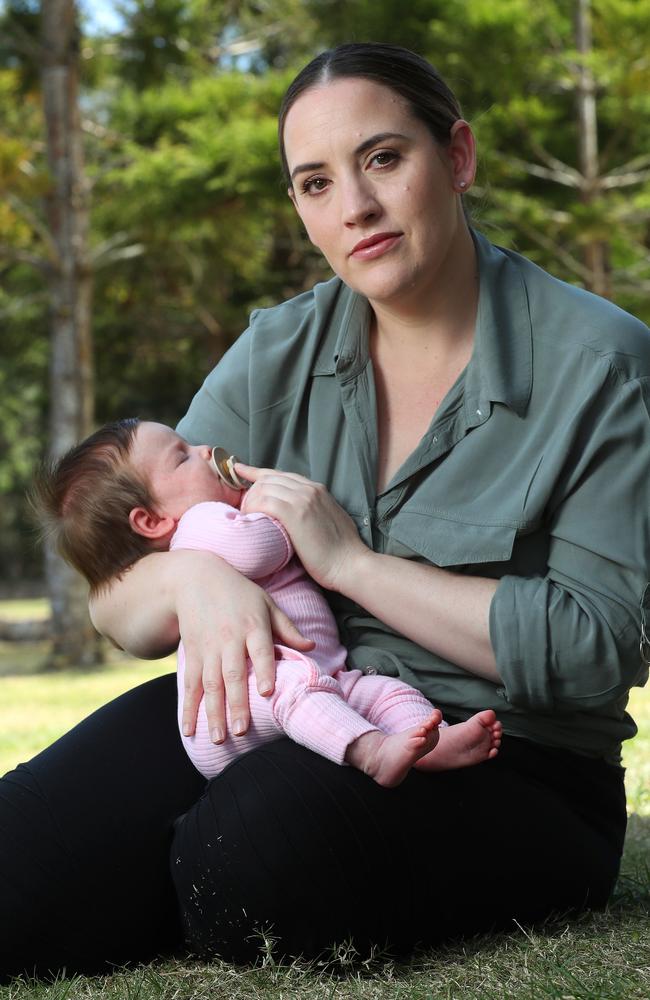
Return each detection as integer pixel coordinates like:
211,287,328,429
341,175,381,227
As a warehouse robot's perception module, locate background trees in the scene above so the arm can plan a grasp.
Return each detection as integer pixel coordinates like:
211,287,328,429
1,0,649,665
39,0,102,665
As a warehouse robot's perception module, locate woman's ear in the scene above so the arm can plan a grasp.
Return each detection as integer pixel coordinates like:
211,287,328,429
129,506,175,540
447,119,476,192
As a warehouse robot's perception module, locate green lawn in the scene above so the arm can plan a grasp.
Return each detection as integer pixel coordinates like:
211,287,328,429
1,599,648,998
0,656,174,773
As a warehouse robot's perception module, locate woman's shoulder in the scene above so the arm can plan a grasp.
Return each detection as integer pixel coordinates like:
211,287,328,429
498,240,650,372
249,275,348,336
209,275,353,384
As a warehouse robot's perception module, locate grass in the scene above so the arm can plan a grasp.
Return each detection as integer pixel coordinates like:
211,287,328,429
0,597,174,773
0,597,50,622
0,599,648,999
0,655,175,773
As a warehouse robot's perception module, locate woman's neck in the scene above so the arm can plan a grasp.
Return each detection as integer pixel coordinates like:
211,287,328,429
369,223,479,355
367,224,479,492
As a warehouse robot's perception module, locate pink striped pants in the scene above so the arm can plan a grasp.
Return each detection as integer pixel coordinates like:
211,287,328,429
177,645,436,779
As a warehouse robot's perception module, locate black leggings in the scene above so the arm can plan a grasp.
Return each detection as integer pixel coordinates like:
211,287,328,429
0,673,627,981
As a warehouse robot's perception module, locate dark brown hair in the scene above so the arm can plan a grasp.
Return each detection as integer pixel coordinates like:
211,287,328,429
30,418,158,592
278,42,464,185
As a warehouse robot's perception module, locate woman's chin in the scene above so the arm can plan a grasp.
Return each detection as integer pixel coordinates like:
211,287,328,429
343,267,414,306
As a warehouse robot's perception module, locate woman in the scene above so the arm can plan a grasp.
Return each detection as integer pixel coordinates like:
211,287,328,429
1,43,648,979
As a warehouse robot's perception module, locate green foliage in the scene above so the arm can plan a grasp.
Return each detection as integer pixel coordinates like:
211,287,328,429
0,60,50,582
304,0,449,53
1,0,650,585
416,0,650,308
86,65,315,427
113,0,223,87
0,0,41,93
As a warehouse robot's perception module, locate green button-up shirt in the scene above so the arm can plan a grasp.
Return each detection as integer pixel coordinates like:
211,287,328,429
178,230,650,763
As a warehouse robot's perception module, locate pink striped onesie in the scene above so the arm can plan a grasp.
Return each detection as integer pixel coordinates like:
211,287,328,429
170,501,436,778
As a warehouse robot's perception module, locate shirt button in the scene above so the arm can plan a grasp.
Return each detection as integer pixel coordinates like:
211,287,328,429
363,516,369,526
476,408,482,417
365,666,378,675
432,435,438,444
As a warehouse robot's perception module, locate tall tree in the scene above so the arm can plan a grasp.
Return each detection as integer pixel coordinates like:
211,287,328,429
574,0,607,294
40,0,101,666
415,0,650,311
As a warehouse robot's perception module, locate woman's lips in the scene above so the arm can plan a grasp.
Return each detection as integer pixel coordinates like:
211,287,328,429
349,232,402,260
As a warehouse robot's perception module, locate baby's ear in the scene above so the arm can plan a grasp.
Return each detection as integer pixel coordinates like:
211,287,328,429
129,506,175,540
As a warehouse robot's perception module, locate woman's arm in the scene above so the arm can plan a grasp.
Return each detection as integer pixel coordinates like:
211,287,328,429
238,365,650,713
90,551,182,658
238,467,500,681
90,548,313,741
337,549,499,680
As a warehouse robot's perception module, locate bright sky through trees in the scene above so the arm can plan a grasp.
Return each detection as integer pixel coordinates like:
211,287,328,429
80,0,124,32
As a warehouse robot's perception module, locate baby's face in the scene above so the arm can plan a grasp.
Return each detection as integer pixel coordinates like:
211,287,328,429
130,422,243,519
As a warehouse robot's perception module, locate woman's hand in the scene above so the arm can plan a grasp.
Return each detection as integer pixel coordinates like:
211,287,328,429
236,466,500,683
174,550,314,742
91,548,313,742
236,465,369,592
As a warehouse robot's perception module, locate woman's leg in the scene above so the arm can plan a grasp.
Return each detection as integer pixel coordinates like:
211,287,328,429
172,733,627,963
0,673,205,982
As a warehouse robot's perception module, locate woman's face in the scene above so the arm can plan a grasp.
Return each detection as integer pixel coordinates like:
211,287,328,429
283,77,475,310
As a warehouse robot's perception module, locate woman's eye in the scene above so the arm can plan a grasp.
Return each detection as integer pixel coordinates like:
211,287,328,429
369,150,398,168
302,176,329,195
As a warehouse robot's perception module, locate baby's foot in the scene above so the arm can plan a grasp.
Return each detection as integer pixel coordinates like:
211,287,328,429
346,710,442,788
415,709,502,773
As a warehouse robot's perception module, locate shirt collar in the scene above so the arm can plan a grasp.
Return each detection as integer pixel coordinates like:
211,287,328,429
310,280,370,378
311,230,533,417
466,230,533,417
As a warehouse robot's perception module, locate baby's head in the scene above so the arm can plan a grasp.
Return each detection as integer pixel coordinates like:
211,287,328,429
32,418,242,591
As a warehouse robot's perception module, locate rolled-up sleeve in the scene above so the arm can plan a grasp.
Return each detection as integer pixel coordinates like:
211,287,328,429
491,374,650,713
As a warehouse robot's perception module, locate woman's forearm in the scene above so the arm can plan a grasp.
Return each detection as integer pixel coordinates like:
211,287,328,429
338,548,501,683
89,551,187,657
236,465,501,681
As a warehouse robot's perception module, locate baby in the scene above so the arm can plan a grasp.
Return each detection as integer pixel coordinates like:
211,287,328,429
34,418,502,787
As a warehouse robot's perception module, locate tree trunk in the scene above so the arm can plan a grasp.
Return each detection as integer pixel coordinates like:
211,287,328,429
574,0,610,298
41,0,102,668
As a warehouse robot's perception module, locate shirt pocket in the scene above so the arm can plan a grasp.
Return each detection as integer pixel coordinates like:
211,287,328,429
386,510,518,569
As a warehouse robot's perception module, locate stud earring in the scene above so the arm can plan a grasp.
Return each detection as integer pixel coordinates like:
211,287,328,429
458,180,467,189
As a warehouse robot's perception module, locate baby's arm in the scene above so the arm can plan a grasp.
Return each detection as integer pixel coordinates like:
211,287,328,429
170,501,293,579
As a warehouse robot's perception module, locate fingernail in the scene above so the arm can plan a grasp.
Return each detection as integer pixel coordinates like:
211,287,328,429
259,684,272,697
183,724,192,737
210,727,225,744
233,719,246,736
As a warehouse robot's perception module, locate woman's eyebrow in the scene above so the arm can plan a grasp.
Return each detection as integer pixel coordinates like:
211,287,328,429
290,131,411,182
354,131,411,156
